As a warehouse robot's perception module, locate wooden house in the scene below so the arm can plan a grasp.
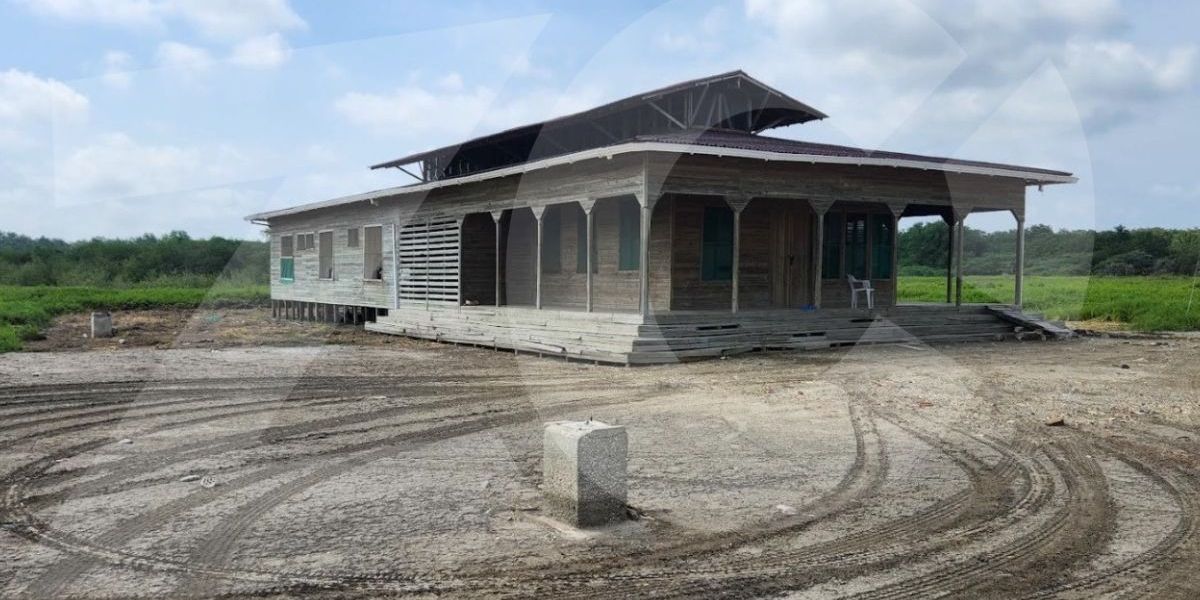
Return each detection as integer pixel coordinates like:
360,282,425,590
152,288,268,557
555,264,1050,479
247,71,1076,364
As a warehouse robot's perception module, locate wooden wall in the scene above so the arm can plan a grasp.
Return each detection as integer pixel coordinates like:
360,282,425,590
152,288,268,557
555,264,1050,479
263,149,1026,314
267,203,398,308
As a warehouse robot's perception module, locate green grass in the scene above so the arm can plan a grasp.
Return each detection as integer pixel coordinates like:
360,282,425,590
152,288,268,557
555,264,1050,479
899,275,1200,332
0,284,269,352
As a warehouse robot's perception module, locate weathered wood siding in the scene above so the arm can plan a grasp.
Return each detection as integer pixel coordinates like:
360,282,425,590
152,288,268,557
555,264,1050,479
653,154,1025,214
268,202,399,308
264,150,1023,314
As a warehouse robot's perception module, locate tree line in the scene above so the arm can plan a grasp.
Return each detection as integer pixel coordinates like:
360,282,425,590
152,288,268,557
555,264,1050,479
899,222,1200,276
1,224,1198,288
0,231,268,287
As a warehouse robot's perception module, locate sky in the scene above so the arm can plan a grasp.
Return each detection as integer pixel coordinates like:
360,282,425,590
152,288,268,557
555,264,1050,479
0,0,1197,240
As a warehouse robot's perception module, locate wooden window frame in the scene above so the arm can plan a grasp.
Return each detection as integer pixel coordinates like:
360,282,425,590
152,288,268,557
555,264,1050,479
279,234,294,282
700,205,734,281
317,230,335,280
542,207,562,274
617,200,640,272
575,209,592,274
844,213,869,279
363,224,384,282
869,214,893,280
822,212,843,280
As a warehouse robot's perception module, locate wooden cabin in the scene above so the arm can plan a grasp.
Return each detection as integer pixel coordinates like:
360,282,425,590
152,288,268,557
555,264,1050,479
247,70,1075,364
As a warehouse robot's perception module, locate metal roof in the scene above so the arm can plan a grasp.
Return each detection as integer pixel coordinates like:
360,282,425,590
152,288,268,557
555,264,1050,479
368,70,827,179
636,129,1074,178
246,136,1075,222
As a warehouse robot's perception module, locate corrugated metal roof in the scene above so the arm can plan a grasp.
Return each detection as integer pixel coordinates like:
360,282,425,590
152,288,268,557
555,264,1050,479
368,70,826,172
635,129,1073,178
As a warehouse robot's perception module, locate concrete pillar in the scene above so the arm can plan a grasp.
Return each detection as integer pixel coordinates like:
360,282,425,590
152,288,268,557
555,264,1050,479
1015,214,1026,308
543,420,627,528
91,312,113,338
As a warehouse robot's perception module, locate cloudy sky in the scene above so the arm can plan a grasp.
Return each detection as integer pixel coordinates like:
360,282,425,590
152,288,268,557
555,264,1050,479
1,0,1196,240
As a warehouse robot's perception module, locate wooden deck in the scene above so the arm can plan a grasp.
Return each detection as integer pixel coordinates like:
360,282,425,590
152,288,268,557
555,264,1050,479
366,303,1028,365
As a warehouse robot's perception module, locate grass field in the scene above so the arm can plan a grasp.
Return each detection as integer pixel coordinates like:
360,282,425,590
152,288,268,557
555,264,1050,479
0,284,268,352
2,276,1197,353
899,275,1200,332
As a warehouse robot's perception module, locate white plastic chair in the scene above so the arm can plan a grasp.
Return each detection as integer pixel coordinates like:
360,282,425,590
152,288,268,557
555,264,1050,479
847,275,875,309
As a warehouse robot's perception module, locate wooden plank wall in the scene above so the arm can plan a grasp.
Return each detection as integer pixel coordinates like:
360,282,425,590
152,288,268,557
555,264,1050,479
669,195,776,311
398,218,461,303
267,203,399,308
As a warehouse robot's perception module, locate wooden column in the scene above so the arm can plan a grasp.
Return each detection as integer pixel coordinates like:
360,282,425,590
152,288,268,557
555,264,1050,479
579,198,597,313
953,208,970,307
490,210,504,307
809,199,833,309
886,202,907,308
531,206,546,310
944,214,954,304
637,197,655,317
1014,211,1026,308
725,196,751,313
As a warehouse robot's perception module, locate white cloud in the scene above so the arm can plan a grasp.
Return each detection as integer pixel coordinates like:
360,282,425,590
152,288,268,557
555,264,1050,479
168,0,305,41
54,132,249,202
155,41,213,75
503,52,551,79
229,32,291,69
0,69,89,123
17,0,160,29
334,84,499,137
100,50,135,89
435,72,464,92
736,0,1198,140
333,76,606,146
17,0,305,39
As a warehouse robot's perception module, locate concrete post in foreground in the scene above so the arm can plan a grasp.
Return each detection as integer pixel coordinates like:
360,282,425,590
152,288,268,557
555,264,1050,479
543,420,627,528
91,312,113,338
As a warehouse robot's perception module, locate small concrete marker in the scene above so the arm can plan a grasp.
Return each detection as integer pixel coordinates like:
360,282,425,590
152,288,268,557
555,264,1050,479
91,312,114,338
543,420,627,528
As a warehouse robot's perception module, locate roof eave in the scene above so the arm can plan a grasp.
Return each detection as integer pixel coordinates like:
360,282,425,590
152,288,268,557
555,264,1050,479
247,142,1073,222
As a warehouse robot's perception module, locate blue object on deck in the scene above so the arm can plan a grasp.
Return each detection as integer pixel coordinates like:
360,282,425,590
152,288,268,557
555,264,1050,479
801,304,817,311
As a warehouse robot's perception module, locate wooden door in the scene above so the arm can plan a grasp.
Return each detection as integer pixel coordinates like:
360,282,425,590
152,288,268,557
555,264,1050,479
786,209,811,307
769,205,812,308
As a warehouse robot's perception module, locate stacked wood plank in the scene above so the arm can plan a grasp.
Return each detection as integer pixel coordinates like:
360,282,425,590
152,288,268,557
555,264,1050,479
367,304,1023,365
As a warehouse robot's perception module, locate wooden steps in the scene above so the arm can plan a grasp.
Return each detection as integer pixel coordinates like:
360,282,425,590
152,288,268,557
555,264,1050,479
985,305,1076,339
367,304,1024,365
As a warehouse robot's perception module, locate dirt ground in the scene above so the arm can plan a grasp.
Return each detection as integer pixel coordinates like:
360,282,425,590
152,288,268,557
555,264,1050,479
2,308,1199,598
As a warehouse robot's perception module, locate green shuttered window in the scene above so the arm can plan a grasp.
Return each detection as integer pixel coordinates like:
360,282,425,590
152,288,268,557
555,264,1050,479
542,208,561,274
279,235,294,282
822,213,842,279
576,211,589,274
845,214,868,278
618,200,640,271
871,215,894,279
701,206,734,281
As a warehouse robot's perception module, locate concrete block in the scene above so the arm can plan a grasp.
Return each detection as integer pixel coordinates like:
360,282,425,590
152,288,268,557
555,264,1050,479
543,420,627,528
91,312,114,338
